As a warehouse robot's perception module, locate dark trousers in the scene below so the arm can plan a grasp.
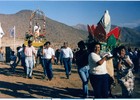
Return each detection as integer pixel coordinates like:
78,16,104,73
43,59,53,80
60,58,63,65
41,58,46,75
21,57,26,75
63,58,71,77
16,52,21,66
10,62,16,73
89,73,109,98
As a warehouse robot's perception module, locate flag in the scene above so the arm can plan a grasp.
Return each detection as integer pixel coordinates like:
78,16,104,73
10,26,15,38
0,23,5,38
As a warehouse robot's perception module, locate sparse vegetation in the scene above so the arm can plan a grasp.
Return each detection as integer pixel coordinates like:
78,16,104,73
0,10,140,48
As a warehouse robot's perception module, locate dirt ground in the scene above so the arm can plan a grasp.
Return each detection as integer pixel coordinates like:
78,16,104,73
0,62,140,98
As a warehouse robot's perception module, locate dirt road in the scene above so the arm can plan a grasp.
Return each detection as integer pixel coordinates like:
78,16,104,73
0,63,140,98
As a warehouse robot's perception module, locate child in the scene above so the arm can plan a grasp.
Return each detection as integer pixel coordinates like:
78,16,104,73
10,51,17,73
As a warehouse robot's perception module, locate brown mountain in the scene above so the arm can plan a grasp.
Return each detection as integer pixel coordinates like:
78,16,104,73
0,10,88,48
72,24,88,31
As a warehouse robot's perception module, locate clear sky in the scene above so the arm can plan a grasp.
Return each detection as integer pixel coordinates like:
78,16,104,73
0,1,140,28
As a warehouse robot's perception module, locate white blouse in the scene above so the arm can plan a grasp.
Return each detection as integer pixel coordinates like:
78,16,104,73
88,52,107,75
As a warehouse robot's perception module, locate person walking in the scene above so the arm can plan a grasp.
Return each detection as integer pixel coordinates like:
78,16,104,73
88,42,110,98
0,46,4,63
19,44,26,75
24,40,36,79
10,51,17,73
60,46,64,65
55,49,61,65
16,46,22,66
75,41,89,98
60,42,73,79
116,46,134,98
42,41,55,81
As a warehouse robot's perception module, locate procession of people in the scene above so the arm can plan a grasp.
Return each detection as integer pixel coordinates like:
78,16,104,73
1,39,138,98
0,8,140,98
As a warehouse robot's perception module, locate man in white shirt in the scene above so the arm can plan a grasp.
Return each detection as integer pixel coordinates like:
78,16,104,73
24,40,36,79
60,42,73,79
43,41,55,81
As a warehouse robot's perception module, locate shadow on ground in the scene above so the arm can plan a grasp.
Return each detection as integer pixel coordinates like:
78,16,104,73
0,81,93,98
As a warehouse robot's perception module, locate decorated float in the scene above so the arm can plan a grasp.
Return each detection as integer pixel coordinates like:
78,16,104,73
24,9,47,47
87,10,121,52
87,10,121,80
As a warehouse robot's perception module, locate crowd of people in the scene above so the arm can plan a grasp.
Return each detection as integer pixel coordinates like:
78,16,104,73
1,40,140,98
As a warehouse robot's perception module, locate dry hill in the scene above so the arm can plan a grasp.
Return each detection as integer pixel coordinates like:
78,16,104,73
0,10,88,48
